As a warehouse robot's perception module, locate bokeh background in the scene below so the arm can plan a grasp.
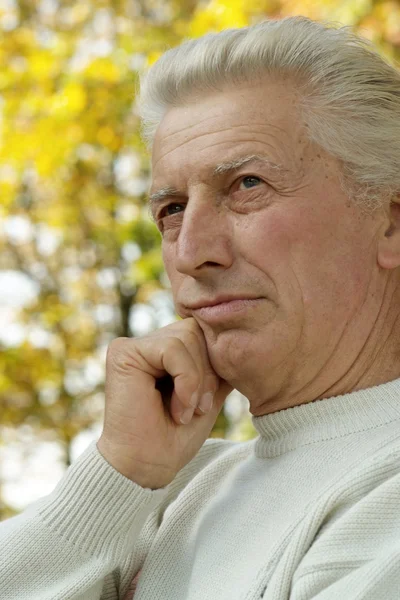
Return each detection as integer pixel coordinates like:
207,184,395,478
1,0,400,520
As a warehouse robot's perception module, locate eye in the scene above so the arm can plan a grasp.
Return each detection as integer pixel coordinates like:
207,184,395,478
159,202,185,219
238,175,262,190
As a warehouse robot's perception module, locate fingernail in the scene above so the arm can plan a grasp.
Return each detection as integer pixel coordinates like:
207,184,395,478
198,392,213,414
190,390,199,408
180,406,195,424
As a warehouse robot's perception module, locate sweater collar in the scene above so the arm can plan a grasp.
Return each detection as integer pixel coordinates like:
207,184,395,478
251,377,400,457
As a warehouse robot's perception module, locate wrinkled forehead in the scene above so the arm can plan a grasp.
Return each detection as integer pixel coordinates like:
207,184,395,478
151,82,306,179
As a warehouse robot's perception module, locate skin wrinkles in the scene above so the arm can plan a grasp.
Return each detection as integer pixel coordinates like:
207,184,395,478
151,79,400,415
149,158,303,224
149,154,293,212
150,139,306,223
153,110,291,151
213,155,286,176
152,120,294,174
314,291,390,400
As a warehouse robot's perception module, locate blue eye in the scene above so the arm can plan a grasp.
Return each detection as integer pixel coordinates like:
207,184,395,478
239,176,262,190
161,203,184,217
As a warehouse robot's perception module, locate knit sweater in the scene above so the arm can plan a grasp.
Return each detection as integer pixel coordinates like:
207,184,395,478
2,378,400,600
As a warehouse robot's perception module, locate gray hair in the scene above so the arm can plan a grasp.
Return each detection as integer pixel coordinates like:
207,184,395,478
138,16,400,215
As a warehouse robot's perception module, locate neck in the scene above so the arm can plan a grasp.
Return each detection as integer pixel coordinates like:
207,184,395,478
249,274,400,417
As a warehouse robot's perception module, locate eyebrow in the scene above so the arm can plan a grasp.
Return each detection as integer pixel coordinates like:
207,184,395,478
148,154,287,217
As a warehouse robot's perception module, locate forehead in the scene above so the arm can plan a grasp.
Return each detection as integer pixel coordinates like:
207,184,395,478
151,80,306,182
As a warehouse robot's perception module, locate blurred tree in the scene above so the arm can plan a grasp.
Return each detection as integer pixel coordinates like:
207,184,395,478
0,0,399,518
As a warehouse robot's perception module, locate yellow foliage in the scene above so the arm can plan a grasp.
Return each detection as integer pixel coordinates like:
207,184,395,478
11,26,35,49
50,82,87,116
84,58,122,83
191,0,248,37
146,51,163,66
0,373,12,393
131,249,164,286
376,0,400,46
29,121,72,177
190,0,280,38
0,181,17,208
280,0,372,23
29,51,59,81
66,124,84,144
69,3,92,25
136,281,164,303
97,126,120,150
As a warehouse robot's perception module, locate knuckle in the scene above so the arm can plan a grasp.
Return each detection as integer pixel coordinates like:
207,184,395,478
182,326,204,346
106,337,146,375
107,337,130,358
164,336,186,352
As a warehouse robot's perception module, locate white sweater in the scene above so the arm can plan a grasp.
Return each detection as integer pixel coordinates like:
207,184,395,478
2,378,400,600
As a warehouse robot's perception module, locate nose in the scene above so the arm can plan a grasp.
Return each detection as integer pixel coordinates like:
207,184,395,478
174,193,234,277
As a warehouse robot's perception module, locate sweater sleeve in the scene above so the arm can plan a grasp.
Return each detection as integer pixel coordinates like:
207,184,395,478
290,451,400,600
0,441,169,600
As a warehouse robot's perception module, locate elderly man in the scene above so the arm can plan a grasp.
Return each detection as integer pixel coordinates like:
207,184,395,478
2,15,400,600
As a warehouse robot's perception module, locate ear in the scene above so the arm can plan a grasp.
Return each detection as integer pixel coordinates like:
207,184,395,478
377,199,400,270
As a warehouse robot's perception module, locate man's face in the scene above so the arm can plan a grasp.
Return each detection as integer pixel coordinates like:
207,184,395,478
150,79,385,413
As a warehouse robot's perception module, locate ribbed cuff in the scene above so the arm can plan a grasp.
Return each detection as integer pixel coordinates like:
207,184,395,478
37,441,168,565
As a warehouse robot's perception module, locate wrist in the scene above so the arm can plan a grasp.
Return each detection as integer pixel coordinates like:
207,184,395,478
96,438,174,489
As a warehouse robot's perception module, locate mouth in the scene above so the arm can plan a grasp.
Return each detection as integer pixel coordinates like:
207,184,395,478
191,298,264,323
188,295,263,310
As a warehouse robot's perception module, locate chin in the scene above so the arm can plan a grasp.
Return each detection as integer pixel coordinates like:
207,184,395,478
205,329,257,374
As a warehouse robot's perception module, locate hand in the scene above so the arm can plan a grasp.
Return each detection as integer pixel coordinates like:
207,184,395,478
97,317,233,489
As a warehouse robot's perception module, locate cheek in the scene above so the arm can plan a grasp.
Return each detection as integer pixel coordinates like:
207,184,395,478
275,206,371,314
239,207,367,315
161,244,174,282
237,211,293,279
162,244,182,296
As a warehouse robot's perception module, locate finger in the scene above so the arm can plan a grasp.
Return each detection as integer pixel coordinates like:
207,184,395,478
156,337,201,420
178,325,220,415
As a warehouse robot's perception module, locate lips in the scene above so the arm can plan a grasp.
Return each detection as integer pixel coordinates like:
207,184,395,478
187,295,262,310
190,297,264,322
